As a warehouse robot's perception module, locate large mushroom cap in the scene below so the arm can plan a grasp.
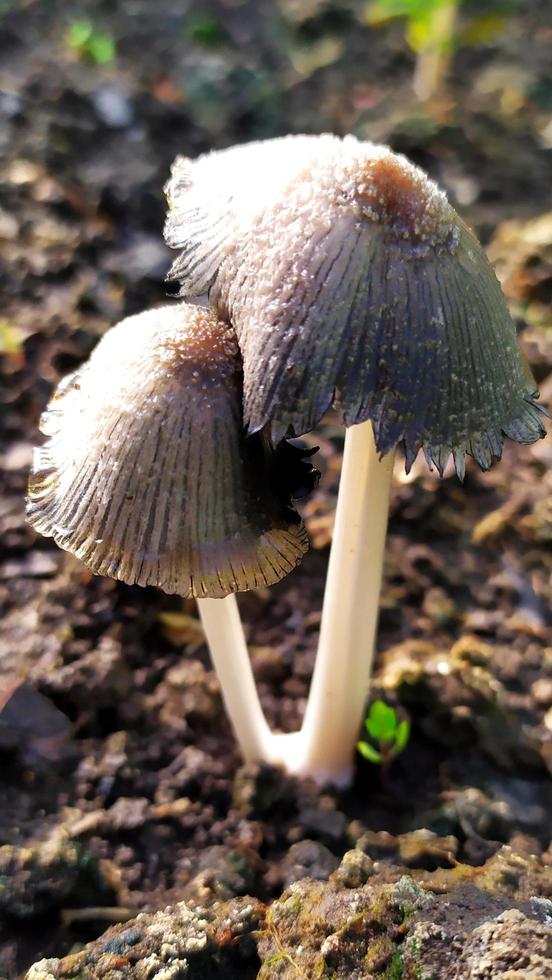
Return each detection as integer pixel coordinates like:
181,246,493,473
27,304,309,597
165,134,546,476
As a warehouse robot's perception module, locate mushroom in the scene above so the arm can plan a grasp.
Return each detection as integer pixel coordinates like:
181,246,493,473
27,302,314,764
165,134,547,786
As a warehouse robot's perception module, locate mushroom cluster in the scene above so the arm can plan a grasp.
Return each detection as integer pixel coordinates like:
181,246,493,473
29,134,547,787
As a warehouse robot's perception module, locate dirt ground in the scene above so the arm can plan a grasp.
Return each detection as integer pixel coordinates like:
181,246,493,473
1,1,551,977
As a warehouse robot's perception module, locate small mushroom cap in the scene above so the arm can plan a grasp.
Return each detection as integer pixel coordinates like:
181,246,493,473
165,134,546,476
27,304,309,598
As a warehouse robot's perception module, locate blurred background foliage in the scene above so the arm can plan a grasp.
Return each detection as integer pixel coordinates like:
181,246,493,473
1,0,552,362
3,1,552,170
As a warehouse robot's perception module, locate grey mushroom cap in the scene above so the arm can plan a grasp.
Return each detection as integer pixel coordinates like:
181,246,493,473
165,133,546,477
27,303,309,598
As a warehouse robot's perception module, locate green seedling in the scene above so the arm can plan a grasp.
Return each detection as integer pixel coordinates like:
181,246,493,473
66,19,116,65
366,0,459,100
366,0,511,101
357,700,410,774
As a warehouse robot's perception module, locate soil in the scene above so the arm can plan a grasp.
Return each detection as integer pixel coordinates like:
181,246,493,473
0,1,551,977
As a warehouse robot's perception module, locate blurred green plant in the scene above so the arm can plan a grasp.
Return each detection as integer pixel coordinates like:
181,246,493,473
0,319,24,358
185,14,227,47
357,700,410,773
65,19,116,65
365,0,511,101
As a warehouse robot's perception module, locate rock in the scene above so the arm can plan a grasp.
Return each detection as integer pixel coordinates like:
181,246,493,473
155,745,229,800
471,845,552,899
423,845,552,900
422,587,461,628
184,845,259,903
280,840,339,888
355,828,399,861
92,84,134,128
24,847,552,978
0,680,74,769
446,785,518,842
296,803,347,845
419,779,551,864
152,659,222,732
258,850,552,978
0,838,115,919
531,678,552,707
405,919,451,974
456,907,552,978
39,635,132,709
486,778,551,836
379,636,548,772
250,645,287,682
232,763,292,819
355,827,458,870
331,849,374,888
398,828,458,870
257,874,434,979
26,896,264,980
76,729,130,799
106,796,151,831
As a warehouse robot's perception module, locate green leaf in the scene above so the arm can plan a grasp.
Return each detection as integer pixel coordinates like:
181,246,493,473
406,12,437,51
88,33,116,65
366,0,451,27
365,700,398,742
406,0,458,53
66,19,93,50
65,19,116,65
394,719,411,754
357,741,382,764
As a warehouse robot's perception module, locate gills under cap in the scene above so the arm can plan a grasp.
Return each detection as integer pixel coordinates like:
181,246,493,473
27,303,309,597
165,133,546,476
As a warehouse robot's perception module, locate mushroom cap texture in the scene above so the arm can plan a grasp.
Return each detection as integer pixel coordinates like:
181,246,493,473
27,304,309,598
165,133,546,476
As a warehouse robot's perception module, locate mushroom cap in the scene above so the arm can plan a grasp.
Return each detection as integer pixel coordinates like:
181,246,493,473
165,134,546,476
27,303,309,598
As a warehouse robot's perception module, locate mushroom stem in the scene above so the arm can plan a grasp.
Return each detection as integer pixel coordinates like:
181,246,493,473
197,423,394,782
297,421,395,787
197,595,273,761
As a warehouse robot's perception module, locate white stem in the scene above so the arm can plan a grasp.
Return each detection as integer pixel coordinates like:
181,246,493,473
196,423,394,785
197,594,273,762
294,421,395,787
